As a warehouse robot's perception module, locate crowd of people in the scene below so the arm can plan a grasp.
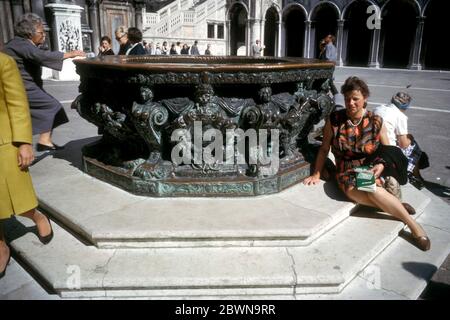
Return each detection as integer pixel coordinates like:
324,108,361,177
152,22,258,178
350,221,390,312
0,14,432,280
101,26,213,56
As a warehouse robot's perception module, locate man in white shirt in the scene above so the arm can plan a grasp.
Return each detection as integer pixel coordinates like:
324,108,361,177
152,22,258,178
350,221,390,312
373,93,410,148
374,92,427,190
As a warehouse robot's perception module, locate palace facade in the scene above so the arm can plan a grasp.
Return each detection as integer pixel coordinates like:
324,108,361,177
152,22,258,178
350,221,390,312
0,0,447,70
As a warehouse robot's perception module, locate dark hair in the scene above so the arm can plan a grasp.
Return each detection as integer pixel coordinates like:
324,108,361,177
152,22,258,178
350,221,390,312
340,76,370,98
127,27,142,44
15,13,43,39
100,36,111,44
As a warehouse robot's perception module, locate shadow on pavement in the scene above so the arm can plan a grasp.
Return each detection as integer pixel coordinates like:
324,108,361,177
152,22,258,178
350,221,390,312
2,216,37,243
401,261,437,280
51,136,100,170
350,205,400,222
423,180,450,201
419,254,450,300
323,180,348,202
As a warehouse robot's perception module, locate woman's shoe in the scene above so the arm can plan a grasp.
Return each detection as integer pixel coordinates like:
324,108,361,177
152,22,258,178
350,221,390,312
412,234,431,251
37,215,54,245
36,143,64,152
0,254,11,280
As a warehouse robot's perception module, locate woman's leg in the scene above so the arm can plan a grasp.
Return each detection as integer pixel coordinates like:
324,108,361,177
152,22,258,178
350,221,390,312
38,130,53,146
346,187,426,238
345,187,379,208
20,209,52,237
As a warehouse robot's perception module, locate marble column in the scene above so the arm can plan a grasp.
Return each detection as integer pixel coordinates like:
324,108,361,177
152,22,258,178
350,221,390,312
368,27,381,68
31,0,49,29
304,20,311,58
246,19,252,54
276,21,281,57
336,19,345,67
134,0,145,31
0,1,14,45
280,21,286,57
226,19,231,55
87,0,100,55
259,19,265,50
23,0,31,13
408,16,425,70
11,0,23,21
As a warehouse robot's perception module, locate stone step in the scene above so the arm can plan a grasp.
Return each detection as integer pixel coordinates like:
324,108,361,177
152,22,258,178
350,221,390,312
295,189,450,300
30,156,354,248
7,185,432,299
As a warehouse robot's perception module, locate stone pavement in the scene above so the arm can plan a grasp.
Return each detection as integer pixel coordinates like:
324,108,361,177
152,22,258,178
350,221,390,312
1,67,449,299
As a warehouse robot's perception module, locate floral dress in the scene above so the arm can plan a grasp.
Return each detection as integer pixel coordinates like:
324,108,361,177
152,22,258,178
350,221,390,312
329,109,384,192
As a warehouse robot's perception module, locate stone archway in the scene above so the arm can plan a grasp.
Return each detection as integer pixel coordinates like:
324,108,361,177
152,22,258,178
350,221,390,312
229,3,247,56
423,0,450,70
311,2,338,59
380,0,417,68
284,6,306,57
264,7,278,56
344,0,373,66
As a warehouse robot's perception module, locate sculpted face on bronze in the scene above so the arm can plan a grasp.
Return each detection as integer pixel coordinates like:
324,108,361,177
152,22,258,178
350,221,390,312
73,56,335,197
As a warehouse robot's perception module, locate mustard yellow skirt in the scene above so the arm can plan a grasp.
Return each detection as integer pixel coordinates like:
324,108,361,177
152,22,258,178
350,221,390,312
0,143,38,219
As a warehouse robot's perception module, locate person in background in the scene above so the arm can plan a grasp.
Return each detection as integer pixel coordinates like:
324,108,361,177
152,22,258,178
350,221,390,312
115,26,130,55
98,35,114,56
318,38,327,60
251,39,264,57
3,13,85,151
170,43,178,55
148,42,156,55
161,41,169,55
126,27,146,55
142,40,149,54
175,41,182,54
324,34,337,62
303,76,430,252
180,43,190,55
155,43,162,55
0,52,54,279
204,44,212,55
190,40,200,55
374,92,428,189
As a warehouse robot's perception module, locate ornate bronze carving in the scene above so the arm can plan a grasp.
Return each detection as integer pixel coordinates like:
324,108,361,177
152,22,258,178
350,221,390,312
73,56,335,197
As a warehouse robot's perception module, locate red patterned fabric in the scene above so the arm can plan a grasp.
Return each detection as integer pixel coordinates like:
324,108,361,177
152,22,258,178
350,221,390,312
329,109,384,191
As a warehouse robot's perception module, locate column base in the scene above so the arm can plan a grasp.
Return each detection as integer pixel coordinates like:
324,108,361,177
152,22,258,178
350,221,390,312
408,63,423,70
368,61,380,68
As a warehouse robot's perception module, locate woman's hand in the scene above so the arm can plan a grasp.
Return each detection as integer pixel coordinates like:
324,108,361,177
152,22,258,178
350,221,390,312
64,50,86,59
303,172,321,186
17,143,34,171
370,163,384,178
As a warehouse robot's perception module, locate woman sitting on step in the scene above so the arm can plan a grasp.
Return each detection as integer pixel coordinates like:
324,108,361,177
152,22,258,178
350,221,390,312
303,76,430,251
0,52,54,280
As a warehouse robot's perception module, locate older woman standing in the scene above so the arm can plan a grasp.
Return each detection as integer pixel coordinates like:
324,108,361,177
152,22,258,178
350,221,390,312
0,52,54,279
303,76,430,251
3,13,85,151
